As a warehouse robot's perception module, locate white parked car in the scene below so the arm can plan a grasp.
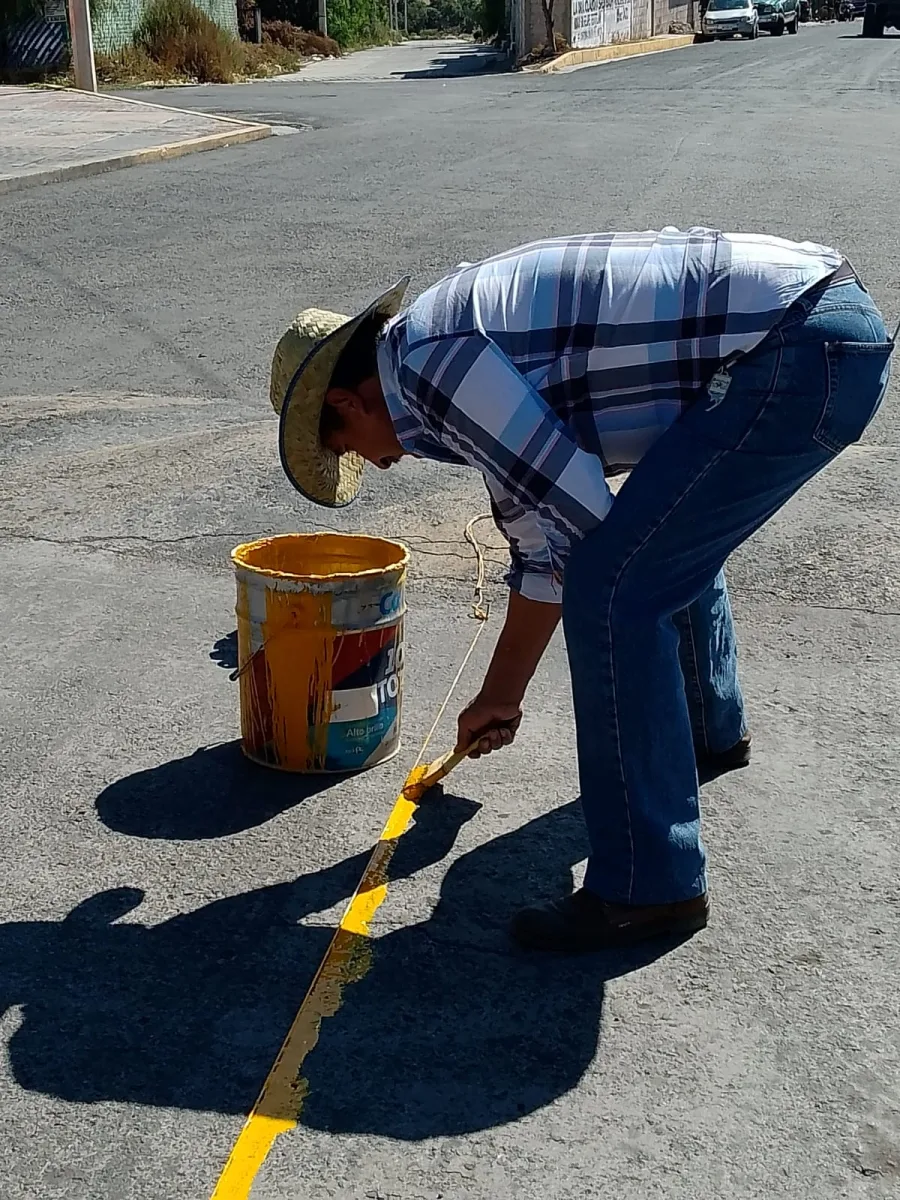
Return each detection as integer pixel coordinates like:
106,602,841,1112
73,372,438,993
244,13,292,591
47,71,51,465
701,0,760,38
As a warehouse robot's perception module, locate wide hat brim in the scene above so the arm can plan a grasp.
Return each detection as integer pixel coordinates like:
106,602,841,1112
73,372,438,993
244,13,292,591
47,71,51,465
277,279,409,508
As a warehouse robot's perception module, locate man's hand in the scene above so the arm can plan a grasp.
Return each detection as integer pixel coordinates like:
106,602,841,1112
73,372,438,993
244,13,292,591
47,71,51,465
456,693,523,759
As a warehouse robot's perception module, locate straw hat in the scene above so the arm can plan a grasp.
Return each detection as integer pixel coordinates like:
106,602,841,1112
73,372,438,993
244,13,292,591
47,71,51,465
271,279,409,508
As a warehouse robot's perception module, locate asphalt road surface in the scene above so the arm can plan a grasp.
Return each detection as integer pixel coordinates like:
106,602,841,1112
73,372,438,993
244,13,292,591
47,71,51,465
1,24,899,1200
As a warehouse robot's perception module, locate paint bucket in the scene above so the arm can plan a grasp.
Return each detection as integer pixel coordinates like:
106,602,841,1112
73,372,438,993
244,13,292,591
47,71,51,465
231,533,409,773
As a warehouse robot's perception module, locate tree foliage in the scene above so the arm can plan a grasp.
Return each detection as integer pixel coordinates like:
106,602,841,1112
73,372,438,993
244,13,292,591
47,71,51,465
325,0,391,46
405,0,482,34
478,0,506,38
1,0,48,25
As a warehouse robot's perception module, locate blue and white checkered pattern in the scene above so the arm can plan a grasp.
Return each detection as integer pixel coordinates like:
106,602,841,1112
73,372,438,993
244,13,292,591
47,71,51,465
377,227,841,602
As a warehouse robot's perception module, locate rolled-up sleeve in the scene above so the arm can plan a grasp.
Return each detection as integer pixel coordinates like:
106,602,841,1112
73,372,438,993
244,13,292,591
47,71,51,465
484,476,563,603
397,333,613,600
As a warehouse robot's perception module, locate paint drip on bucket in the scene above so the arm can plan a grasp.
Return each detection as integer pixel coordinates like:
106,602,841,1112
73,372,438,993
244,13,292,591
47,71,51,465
231,533,409,773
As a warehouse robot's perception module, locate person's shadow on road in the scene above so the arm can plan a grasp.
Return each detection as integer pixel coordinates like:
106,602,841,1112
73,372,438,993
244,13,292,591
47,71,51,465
1,795,677,1133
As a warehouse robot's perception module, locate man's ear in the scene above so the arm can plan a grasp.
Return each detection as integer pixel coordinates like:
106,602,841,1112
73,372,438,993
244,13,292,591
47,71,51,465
324,386,364,415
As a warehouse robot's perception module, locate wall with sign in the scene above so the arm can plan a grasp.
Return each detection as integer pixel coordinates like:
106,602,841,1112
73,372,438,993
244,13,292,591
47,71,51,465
571,0,631,47
570,0,693,46
632,0,651,37
511,0,692,60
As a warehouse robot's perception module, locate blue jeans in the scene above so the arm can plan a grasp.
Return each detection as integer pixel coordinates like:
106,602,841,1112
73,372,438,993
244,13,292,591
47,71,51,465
562,279,893,905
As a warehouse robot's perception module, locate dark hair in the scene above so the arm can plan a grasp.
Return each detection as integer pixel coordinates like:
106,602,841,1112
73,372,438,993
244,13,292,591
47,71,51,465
329,311,389,392
320,311,389,442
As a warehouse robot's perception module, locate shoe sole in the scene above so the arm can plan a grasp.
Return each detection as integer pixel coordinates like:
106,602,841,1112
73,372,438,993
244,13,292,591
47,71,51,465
697,737,752,772
511,909,709,954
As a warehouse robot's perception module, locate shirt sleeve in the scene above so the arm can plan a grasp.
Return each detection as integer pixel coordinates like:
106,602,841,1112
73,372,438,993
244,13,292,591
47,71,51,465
483,475,563,604
397,333,613,600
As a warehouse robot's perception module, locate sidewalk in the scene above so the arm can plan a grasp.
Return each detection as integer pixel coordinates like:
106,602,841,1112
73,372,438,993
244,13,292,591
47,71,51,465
0,86,270,195
280,37,507,83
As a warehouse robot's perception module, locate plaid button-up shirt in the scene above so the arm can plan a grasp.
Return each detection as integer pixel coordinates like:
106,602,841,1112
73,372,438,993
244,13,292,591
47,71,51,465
377,227,841,603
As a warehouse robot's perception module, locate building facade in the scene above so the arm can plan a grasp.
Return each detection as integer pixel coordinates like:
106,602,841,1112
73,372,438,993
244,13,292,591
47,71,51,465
509,0,695,60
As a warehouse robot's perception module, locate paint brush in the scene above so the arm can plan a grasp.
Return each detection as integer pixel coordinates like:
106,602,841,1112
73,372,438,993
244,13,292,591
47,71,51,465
402,744,476,802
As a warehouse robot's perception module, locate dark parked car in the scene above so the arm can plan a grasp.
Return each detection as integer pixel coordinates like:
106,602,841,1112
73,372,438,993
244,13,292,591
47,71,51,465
799,0,810,17
755,0,801,33
862,1,900,33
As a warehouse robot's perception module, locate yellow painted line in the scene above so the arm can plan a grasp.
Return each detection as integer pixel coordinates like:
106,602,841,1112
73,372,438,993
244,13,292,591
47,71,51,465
209,767,426,1200
210,617,488,1198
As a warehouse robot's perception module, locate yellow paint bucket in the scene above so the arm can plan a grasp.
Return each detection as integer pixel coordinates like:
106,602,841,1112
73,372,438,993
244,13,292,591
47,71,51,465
231,533,409,773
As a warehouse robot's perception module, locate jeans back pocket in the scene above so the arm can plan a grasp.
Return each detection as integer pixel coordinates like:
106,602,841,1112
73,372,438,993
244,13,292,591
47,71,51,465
815,340,894,453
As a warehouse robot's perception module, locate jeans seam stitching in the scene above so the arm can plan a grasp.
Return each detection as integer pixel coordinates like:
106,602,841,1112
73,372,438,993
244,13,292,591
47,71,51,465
812,342,838,452
603,577,635,902
683,606,708,754
732,331,784,453
606,446,729,903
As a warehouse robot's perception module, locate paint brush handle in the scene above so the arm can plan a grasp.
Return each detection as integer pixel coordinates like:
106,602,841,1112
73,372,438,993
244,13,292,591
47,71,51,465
425,746,472,786
415,745,470,789
407,718,520,801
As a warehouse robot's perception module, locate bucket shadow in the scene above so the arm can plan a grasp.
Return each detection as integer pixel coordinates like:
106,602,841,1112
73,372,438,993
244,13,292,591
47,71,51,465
210,631,239,671
95,740,337,839
2,793,685,1127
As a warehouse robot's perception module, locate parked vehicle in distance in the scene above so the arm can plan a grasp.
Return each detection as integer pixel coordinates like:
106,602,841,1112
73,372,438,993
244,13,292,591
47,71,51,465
862,1,900,33
837,0,854,18
700,0,760,38
851,0,867,14
755,0,800,34
799,0,810,17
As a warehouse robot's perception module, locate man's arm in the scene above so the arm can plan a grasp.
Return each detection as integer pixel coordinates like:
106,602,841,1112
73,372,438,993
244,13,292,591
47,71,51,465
398,333,614,757
456,589,561,757
454,478,562,756
398,333,614,542
458,471,634,757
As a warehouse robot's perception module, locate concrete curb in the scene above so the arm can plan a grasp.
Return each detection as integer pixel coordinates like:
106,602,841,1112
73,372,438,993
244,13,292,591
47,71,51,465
531,34,696,74
0,89,272,197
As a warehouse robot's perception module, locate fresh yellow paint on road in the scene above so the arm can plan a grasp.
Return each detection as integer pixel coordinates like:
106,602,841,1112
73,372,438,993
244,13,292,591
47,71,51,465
210,585,489,1199
209,771,425,1199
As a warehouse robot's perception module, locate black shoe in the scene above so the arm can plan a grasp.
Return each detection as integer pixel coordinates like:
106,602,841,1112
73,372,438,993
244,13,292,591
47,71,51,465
695,732,752,773
511,887,709,953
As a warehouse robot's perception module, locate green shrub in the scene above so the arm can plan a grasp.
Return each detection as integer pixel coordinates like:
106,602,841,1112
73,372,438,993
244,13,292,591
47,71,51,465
135,0,242,82
136,0,203,52
405,0,481,35
95,46,168,84
326,0,391,48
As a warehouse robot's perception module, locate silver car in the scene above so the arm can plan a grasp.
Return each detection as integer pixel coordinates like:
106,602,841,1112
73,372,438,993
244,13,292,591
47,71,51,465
701,0,760,38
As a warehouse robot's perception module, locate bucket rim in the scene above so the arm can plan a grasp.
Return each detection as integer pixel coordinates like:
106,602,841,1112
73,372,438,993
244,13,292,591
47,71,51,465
231,532,410,583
